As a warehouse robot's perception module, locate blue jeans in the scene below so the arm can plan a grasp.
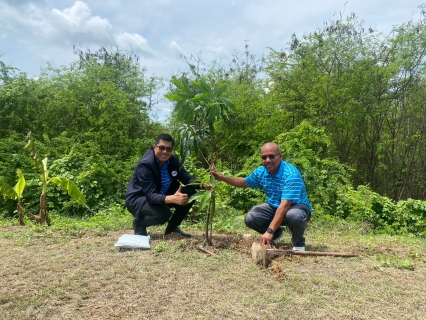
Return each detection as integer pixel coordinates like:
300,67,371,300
245,203,311,247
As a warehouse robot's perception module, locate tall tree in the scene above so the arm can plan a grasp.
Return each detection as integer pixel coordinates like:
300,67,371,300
263,7,426,200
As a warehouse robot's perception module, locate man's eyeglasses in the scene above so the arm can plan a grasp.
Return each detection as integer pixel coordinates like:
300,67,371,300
156,145,173,153
261,154,280,161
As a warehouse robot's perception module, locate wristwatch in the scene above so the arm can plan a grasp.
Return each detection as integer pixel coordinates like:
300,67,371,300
266,227,274,234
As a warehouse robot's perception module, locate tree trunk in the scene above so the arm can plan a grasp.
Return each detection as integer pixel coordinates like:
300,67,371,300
29,194,51,226
17,202,25,226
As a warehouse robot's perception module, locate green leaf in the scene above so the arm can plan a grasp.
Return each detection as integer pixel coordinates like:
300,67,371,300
210,175,217,186
14,169,25,200
190,93,211,102
181,149,190,167
187,190,207,204
181,102,194,123
0,179,16,200
164,93,187,101
171,78,188,94
182,78,193,96
210,193,216,220
198,190,212,212
51,177,86,205
192,81,207,93
199,79,213,95
216,83,226,97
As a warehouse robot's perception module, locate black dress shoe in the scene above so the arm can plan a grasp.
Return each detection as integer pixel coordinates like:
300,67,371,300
165,226,191,238
133,220,148,236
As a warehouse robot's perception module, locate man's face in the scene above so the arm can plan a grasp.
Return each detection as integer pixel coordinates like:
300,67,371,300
260,144,282,175
154,139,173,164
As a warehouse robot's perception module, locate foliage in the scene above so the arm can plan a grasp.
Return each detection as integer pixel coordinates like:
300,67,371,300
0,169,26,225
166,72,235,245
24,133,86,225
2,10,426,238
166,76,234,166
333,185,426,236
274,121,352,215
392,199,426,236
264,7,426,201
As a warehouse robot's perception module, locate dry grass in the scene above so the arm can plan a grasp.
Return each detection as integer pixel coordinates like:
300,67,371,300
0,222,425,320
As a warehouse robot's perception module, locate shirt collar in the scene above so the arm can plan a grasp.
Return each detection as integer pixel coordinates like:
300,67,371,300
156,158,169,167
265,160,283,177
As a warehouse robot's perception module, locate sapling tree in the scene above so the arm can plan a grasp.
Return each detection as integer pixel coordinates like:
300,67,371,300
24,132,86,225
165,76,234,245
0,169,26,225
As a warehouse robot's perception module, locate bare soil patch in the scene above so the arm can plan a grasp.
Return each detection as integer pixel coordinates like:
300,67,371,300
1,226,425,319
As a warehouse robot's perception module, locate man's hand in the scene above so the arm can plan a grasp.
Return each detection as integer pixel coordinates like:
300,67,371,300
169,185,188,205
210,170,224,181
201,183,213,191
210,170,248,188
261,231,274,247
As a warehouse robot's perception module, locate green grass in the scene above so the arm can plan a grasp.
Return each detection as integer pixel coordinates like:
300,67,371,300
1,215,426,319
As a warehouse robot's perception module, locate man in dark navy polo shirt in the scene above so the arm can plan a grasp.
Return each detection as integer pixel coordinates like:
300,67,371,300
126,134,204,237
211,142,311,251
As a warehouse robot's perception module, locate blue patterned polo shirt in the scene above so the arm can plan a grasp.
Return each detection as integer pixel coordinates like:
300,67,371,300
158,160,172,195
245,160,312,211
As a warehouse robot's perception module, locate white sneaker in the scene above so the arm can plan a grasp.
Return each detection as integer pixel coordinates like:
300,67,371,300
292,246,305,251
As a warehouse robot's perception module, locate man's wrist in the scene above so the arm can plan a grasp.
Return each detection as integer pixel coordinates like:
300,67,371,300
266,227,274,234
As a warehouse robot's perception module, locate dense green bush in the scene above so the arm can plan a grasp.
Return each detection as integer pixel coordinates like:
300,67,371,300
274,121,352,216
333,185,426,236
392,199,426,236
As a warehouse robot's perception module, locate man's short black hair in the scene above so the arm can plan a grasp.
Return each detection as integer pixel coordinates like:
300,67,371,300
155,134,175,148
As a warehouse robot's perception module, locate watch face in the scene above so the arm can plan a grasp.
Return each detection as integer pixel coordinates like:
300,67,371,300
267,228,274,234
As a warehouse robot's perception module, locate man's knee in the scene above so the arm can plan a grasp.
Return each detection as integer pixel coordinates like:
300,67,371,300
244,211,256,228
286,208,308,229
140,203,171,225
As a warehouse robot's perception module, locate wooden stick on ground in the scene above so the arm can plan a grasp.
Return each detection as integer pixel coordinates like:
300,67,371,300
197,245,215,256
251,242,358,268
267,249,358,258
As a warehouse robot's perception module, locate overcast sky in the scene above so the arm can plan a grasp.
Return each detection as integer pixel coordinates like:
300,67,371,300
1,0,425,118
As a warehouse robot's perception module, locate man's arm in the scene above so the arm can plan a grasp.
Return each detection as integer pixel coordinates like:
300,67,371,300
261,200,292,246
211,170,249,188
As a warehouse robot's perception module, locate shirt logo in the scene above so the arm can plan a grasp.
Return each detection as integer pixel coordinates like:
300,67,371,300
171,171,178,177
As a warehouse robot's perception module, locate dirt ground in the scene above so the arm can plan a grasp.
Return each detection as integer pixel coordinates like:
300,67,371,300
1,226,426,319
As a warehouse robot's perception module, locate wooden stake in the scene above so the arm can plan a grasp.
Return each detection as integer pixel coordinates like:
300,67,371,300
267,249,358,258
197,245,215,256
251,242,358,268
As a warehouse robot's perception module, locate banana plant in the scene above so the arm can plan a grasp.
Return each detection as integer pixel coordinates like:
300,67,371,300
24,132,86,225
0,169,26,225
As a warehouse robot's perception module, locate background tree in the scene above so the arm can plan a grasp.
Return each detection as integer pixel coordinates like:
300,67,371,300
263,7,426,200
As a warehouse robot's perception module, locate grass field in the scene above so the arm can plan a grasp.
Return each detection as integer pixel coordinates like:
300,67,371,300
1,218,425,319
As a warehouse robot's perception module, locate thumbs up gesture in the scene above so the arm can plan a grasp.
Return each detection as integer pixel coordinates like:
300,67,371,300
173,185,188,205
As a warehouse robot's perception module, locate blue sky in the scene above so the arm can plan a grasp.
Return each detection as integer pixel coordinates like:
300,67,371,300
1,0,425,118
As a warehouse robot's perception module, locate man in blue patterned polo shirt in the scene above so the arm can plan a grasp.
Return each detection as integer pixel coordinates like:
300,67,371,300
211,142,311,251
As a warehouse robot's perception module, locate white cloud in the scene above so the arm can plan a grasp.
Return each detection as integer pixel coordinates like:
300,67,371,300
25,1,113,42
115,32,155,58
1,0,425,90
205,46,229,57
169,41,188,58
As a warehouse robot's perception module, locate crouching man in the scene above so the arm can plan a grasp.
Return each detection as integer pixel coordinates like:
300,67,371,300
211,142,311,250
126,134,205,237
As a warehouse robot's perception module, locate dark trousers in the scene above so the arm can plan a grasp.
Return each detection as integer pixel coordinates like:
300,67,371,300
133,186,196,234
244,203,311,247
